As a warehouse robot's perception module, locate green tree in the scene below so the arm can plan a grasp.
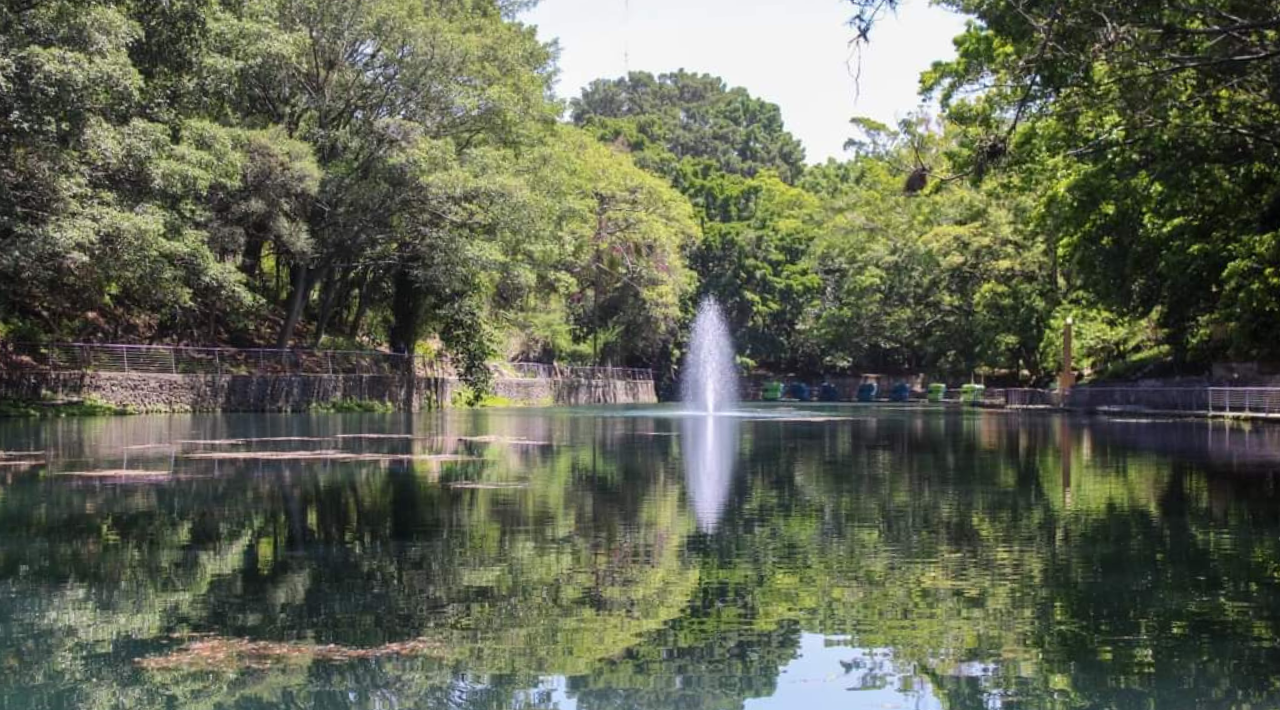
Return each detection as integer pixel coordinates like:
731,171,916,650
848,0,1280,364
0,2,283,342
687,173,823,370
572,72,821,372
513,126,699,366
572,70,806,184
0,0,578,392
808,118,1054,381
218,0,557,352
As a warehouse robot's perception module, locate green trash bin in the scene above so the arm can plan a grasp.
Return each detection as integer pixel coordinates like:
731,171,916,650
927,383,947,403
761,381,784,402
960,383,986,405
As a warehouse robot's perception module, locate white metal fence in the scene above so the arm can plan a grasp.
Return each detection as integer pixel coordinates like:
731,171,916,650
1005,388,1059,408
505,362,654,382
1208,388,1280,416
0,343,654,382
1065,387,1209,413
1018,386,1280,417
0,342,438,376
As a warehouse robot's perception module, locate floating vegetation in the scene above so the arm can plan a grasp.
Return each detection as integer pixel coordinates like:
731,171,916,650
309,399,395,413
446,481,528,490
334,434,418,440
0,398,132,417
750,415,849,423
1,450,45,457
360,454,479,462
451,436,551,446
178,437,338,446
241,437,336,443
185,450,351,461
137,636,447,672
53,470,172,479
184,450,478,463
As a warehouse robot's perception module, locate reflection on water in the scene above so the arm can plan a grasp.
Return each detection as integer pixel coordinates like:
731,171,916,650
681,413,739,532
1,409,1280,709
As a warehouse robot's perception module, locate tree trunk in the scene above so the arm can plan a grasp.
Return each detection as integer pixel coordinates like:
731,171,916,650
310,265,344,348
276,263,311,348
347,269,373,339
240,229,267,285
389,266,425,354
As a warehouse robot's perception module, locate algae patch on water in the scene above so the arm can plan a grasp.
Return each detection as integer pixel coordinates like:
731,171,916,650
184,450,478,462
53,470,172,479
137,636,448,672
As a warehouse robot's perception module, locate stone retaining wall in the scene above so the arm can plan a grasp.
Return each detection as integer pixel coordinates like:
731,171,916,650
551,378,657,405
0,371,656,412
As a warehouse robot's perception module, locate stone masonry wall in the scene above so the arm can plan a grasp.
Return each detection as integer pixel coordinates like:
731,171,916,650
0,371,656,412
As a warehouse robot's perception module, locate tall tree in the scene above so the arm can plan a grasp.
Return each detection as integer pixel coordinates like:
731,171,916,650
513,126,699,366
808,118,1054,380
572,71,819,372
572,70,807,185
0,2,299,342
219,0,557,349
686,173,823,370
848,0,1280,363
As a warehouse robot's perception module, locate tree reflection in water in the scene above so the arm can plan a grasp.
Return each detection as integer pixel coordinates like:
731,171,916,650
0,410,1278,709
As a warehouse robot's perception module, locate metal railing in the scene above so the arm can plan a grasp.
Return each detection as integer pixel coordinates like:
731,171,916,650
1066,387,1209,413
0,342,437,376
1004,386,1280,417
506,362,654,382
1208,388,1280,416
0,342,653,382
1005,388,1059,408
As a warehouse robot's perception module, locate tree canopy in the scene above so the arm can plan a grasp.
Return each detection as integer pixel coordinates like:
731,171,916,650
848,0,1280,365
572,70,807,185
1,0,1273,389
0,0,700,385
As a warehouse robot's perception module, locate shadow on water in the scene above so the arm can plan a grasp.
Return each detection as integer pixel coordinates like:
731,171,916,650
0,409,1279,709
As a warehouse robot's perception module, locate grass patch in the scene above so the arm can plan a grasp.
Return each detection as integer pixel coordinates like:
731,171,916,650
475,394,518,408
448,387,536,408
309,398,395,413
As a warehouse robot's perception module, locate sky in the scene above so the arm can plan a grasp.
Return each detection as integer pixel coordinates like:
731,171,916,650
521,0,970,164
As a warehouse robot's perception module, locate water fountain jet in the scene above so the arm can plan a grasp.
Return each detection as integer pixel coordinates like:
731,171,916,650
681,298,738,414
680,297,740,531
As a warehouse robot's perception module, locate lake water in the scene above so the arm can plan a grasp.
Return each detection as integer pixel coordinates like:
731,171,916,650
1,406,1279,709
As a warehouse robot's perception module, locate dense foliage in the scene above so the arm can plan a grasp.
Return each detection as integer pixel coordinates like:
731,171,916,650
0,0,693,384
850,0,1280,367
572,72,824,374
3,0,1274,386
